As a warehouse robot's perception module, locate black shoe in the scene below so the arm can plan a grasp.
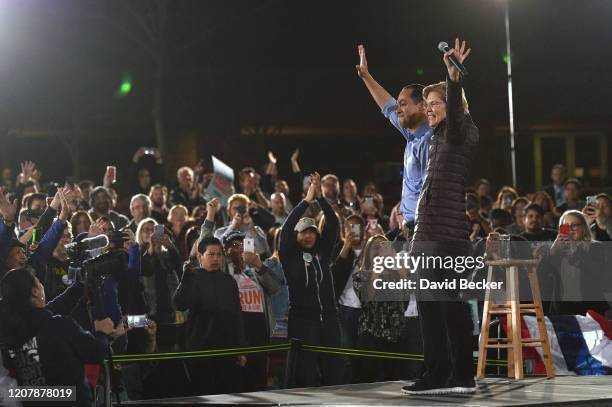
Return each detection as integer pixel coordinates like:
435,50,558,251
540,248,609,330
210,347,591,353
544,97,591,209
401,378,452,395
446,378,477,394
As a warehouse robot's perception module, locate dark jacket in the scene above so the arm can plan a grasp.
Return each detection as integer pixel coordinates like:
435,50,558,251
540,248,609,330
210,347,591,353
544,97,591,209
141,245,180,324
413,78,479,242
279,198,339,321
538,241,611,316
173,268,246,350
29,219,68,301
2,306,107,407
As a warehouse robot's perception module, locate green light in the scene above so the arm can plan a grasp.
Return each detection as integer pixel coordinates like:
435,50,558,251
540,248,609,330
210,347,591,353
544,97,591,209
503,54,510,64
416,68,424,76
120,81,131,94
115,73,133,97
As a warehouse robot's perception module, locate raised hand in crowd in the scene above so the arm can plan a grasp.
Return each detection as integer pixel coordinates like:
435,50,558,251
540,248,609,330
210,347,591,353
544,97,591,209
58,187,71,222
290,148,301,173
304,172,321,203
242,250,263,271
103,165,116,188
205,197,220,222
88,218,106,237
123,229,136,249
443,38,471,82
0,187,17,223
340,224,360,258
266,151,278,178
17,161,36,184
582,202,597,225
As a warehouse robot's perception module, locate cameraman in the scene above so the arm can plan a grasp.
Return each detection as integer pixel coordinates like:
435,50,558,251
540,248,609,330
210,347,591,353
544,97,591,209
0,267,124,406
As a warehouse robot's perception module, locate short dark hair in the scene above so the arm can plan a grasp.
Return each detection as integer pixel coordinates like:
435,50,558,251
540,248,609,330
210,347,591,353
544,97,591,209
401,84,425,104
197,236,223,254
490,208,511,225
564,178,582,189
524,203,544,216
511,197,530,216
25,193,46,209
345,214,365,227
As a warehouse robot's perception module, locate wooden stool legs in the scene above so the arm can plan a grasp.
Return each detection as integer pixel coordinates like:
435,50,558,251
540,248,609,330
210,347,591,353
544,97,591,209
477,262,555,380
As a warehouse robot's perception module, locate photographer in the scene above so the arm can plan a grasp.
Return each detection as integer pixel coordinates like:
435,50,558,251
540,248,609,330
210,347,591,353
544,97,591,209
279,172,344,387
0,268,125,406
584,194,612,242
136,218,180,349
538,210,611,316
88,187,129,231
214,194,271,256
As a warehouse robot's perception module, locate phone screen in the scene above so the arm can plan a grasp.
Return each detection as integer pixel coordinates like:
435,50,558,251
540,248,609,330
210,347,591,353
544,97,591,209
559,224,570,235
153,224,165,238
243,238,255,253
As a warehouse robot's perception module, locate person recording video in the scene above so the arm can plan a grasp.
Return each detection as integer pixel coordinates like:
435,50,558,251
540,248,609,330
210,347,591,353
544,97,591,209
0,268,125,406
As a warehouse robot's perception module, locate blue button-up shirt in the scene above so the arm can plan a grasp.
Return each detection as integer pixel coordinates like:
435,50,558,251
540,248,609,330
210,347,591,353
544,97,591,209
381,98,432,223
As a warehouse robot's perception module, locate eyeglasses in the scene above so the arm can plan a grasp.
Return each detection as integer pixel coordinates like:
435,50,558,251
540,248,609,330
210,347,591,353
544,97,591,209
425,100,446,109
229,241,243,248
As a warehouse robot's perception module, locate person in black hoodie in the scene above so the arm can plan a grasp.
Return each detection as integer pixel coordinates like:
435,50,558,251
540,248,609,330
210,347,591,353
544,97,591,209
173,236,247,395
0,268,119,406
279,172,344,387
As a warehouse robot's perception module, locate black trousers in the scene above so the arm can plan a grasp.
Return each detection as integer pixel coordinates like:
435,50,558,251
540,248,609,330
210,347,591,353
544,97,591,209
288,314,345,387
241,312,269,392
353,332,404,383
399,316,424,380
413,240,475,385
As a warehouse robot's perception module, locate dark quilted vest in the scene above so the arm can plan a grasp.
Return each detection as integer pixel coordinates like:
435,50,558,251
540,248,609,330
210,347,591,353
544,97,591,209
413,79,479,242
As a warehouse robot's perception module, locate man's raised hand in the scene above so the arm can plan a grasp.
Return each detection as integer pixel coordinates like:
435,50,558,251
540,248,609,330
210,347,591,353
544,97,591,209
356,44,369,78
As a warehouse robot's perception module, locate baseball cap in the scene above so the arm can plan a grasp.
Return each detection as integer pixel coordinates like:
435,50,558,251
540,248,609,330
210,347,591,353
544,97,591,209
223,231,246,247
294,217,320,234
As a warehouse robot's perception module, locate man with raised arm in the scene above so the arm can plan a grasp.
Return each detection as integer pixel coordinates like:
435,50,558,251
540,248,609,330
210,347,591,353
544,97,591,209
356,45,431,228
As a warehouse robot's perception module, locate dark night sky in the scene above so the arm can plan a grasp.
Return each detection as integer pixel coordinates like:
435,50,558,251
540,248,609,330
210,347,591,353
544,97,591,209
0,0,611,194
1,0,611,131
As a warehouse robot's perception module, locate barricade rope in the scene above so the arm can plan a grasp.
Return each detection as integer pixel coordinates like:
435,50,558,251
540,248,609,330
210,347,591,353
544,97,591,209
109,342,508,366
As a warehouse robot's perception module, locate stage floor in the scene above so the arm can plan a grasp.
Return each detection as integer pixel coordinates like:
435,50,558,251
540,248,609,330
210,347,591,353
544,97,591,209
122,376,612,406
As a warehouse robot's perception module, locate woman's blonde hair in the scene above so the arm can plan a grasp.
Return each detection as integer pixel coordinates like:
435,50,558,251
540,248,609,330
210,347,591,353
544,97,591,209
167,205,188,223
136,217,158,246
559,210,593,242
359,234,389,271
423,81,469,112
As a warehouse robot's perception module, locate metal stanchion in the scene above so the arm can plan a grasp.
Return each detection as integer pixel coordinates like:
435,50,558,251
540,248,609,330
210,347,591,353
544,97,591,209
284,338,303,389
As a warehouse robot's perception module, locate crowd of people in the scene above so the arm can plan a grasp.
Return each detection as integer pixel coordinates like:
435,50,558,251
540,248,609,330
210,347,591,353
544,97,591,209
1,151,610,402
1,39,611,404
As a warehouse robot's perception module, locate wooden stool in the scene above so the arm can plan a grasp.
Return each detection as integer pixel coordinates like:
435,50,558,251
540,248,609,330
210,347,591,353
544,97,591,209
476,259,555,379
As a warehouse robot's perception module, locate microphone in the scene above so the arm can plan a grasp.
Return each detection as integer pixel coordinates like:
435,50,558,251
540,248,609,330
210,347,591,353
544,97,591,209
65,234,109,253
438,42,468,76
